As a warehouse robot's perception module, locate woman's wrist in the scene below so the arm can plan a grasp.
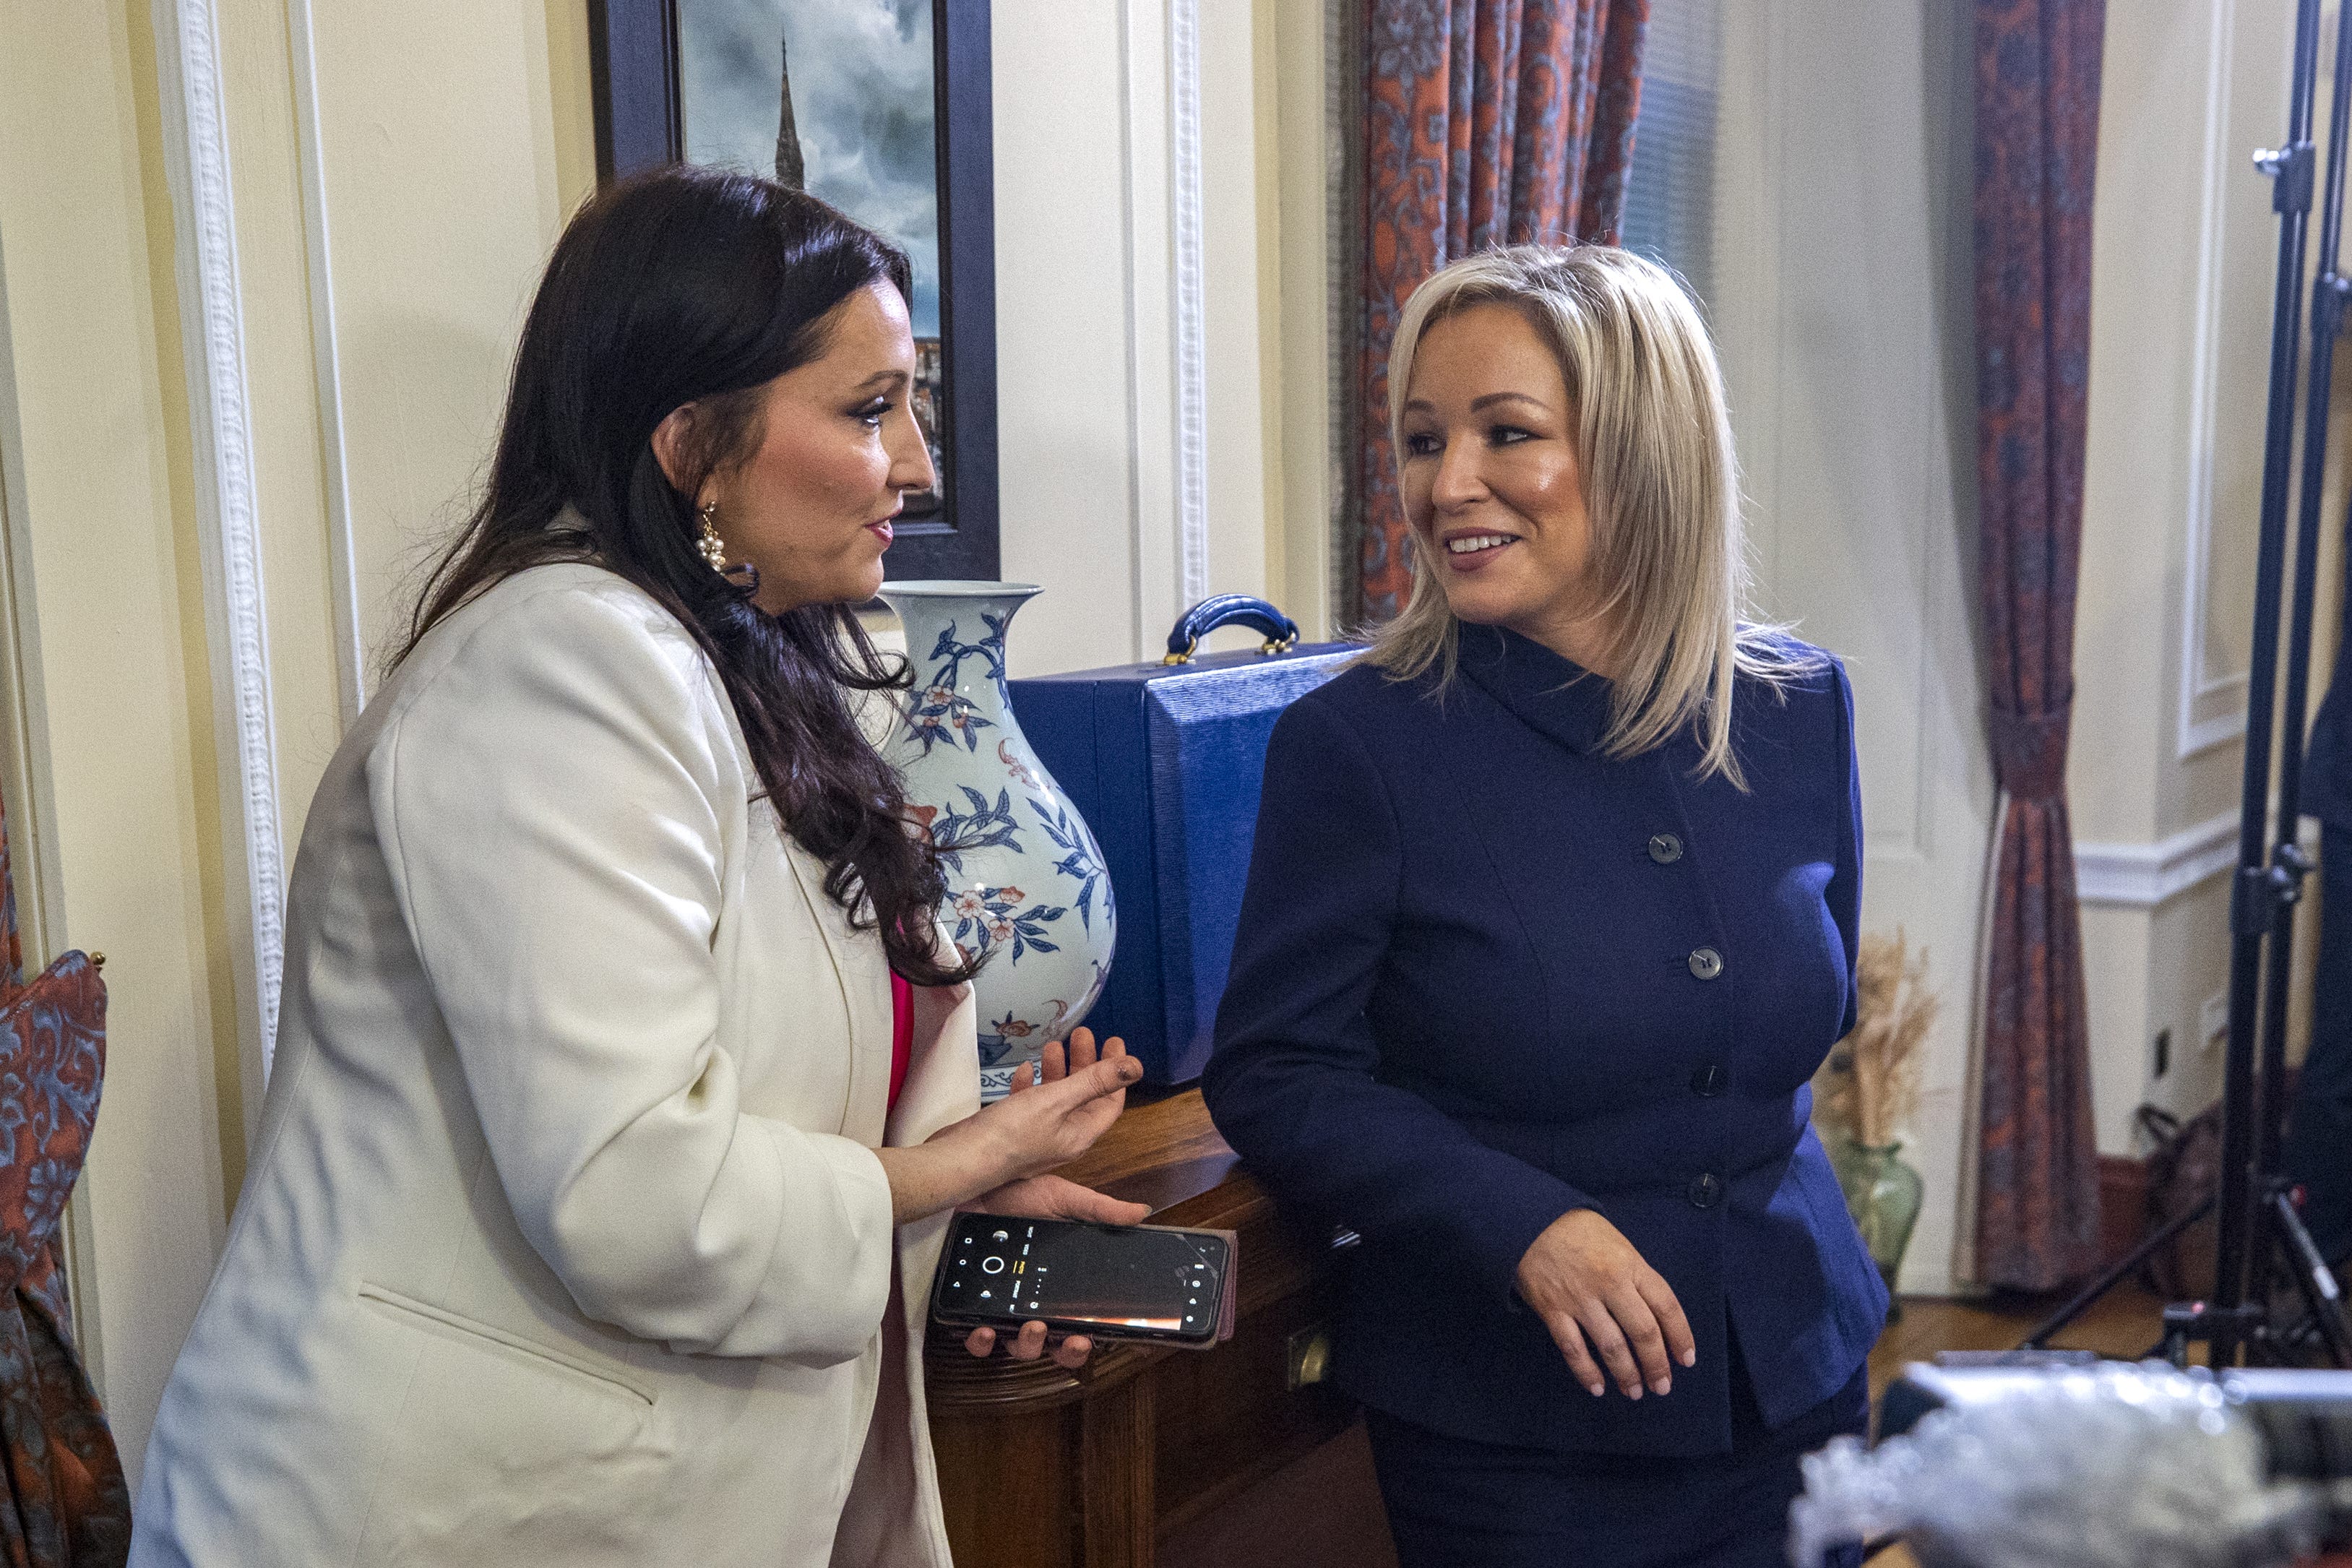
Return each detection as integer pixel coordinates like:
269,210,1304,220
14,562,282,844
874,1036,1137,1227
873,1124,1021,1226
876,1143,975,1225
872,1144,947,1226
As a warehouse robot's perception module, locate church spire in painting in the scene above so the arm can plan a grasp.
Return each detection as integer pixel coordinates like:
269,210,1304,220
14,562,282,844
774,31,805,190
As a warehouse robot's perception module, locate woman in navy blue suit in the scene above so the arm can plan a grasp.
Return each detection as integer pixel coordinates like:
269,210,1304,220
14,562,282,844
1202,246,1884,1568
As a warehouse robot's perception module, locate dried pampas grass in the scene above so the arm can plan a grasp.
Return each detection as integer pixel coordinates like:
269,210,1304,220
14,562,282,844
1813,929,1938,1148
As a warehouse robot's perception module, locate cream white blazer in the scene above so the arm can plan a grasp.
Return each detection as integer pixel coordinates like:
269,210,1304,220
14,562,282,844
130,564,979,1567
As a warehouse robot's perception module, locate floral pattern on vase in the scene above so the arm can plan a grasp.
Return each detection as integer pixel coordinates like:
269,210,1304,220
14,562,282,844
882,582,1116,1100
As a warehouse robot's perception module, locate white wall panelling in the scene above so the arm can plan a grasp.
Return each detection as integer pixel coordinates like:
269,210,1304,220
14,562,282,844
1119,0,1172,660
992,0,1270,675
153,0,286,1109
2177,0,2255,759
1121,0,1214,642
2170,0,2307,764
1267,0,1343,639
287,0,368,724
1117,0,1185,659
1168,0,1210,610
2075,810,2241,908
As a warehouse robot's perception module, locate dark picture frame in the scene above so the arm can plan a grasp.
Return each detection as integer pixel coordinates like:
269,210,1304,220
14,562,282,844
587,0,1001,581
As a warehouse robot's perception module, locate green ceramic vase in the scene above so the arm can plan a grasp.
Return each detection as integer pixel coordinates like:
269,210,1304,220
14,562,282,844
1830,1137,1924,1322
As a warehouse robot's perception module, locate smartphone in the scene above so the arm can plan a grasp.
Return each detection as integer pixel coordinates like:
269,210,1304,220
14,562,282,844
931,1212,1232,1348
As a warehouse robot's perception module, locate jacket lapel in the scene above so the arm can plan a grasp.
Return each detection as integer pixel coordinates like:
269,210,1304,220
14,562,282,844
885,955,981,1150
772,828,893,1140
1455,624,1613,757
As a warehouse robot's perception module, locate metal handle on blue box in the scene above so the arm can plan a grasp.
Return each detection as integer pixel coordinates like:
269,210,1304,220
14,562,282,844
1163,595,1301,665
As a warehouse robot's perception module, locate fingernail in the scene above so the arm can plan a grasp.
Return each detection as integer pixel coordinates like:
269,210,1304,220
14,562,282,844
1118,1060,1140,1082
1588,1382,1605,1397
1681,1349,1697,1367
1651,1379,1671,1396
1625,1386,1642,1400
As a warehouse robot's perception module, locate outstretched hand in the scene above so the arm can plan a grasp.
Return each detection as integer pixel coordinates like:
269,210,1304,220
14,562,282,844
875,1028,1140,1227
981,1028,1137,1180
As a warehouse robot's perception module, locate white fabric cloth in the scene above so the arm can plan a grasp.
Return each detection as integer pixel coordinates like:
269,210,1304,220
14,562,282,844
131,564,977,1567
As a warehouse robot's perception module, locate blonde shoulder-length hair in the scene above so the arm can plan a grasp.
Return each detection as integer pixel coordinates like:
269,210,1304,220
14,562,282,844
1366,243,1814,787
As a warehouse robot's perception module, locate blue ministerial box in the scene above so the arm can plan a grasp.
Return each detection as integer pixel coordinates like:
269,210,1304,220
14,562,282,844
1008,632,1355,1085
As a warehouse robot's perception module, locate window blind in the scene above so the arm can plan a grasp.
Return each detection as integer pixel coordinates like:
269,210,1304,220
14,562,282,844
1619,0,1723,309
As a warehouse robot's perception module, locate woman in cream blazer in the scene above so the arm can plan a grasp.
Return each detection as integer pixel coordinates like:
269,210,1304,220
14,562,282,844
132,169,1141,1566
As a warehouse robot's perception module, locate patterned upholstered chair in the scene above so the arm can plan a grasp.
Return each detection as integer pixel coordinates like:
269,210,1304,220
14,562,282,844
0,793,129,1565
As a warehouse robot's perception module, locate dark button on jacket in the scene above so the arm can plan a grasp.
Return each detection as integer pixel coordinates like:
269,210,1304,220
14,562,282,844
1203,626,1886,1457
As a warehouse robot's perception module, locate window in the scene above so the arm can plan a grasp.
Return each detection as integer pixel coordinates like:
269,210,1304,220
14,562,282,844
1619,0,1723,308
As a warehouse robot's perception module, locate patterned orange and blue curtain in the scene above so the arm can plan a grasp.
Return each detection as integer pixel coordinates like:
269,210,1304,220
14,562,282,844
1357,0,1647,619
0,790,127,1564
1971,0,2106,1291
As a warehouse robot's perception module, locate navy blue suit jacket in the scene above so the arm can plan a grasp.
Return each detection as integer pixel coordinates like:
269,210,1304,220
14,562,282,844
1202,625,1887,1456
2304,656,2352,828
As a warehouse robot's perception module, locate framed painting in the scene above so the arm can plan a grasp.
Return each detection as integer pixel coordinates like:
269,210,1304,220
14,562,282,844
587,0,1000,581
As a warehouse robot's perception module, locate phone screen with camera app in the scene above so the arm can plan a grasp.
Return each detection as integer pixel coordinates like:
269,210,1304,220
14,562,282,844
931,1213,1229,1346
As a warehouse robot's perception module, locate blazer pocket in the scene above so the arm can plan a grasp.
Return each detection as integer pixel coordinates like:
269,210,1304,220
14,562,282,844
359,1281,658,1408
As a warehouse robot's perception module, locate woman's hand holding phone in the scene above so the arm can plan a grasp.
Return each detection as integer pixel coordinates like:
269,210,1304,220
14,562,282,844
873,1028,1145,1370
961,1031,1149,1369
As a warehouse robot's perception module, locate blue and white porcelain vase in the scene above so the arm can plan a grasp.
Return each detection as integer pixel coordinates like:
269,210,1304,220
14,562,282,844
881,582,1116,1100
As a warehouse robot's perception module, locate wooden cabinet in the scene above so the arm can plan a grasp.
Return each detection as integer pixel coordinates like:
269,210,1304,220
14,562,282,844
925,1090,1384,1567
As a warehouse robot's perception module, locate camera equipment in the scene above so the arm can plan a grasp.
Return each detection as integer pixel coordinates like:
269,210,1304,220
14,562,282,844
2022,0,2352,1371
1791,1360,2352,1568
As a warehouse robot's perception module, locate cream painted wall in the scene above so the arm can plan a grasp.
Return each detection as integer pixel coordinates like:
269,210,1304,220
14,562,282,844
2074,0,2291,850
217,0,341,833
990,0,1283,679
1270,0,1341,639
988,0,1140,675
0,0,240,1485
2073,0,2342,1155
1197,0,1279,642
304,1,595,681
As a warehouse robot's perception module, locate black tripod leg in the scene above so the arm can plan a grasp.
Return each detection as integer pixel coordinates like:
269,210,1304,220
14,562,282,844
2215,0,2327,1364
2267,1184,2352,1364
2260,0,2352,1215
2019,1194,2215,1350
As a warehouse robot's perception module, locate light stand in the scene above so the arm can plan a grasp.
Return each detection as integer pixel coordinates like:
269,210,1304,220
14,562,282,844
2023,0,2351,1369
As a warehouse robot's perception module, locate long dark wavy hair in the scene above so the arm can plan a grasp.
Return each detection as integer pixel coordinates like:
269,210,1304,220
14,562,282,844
397,165,975,986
